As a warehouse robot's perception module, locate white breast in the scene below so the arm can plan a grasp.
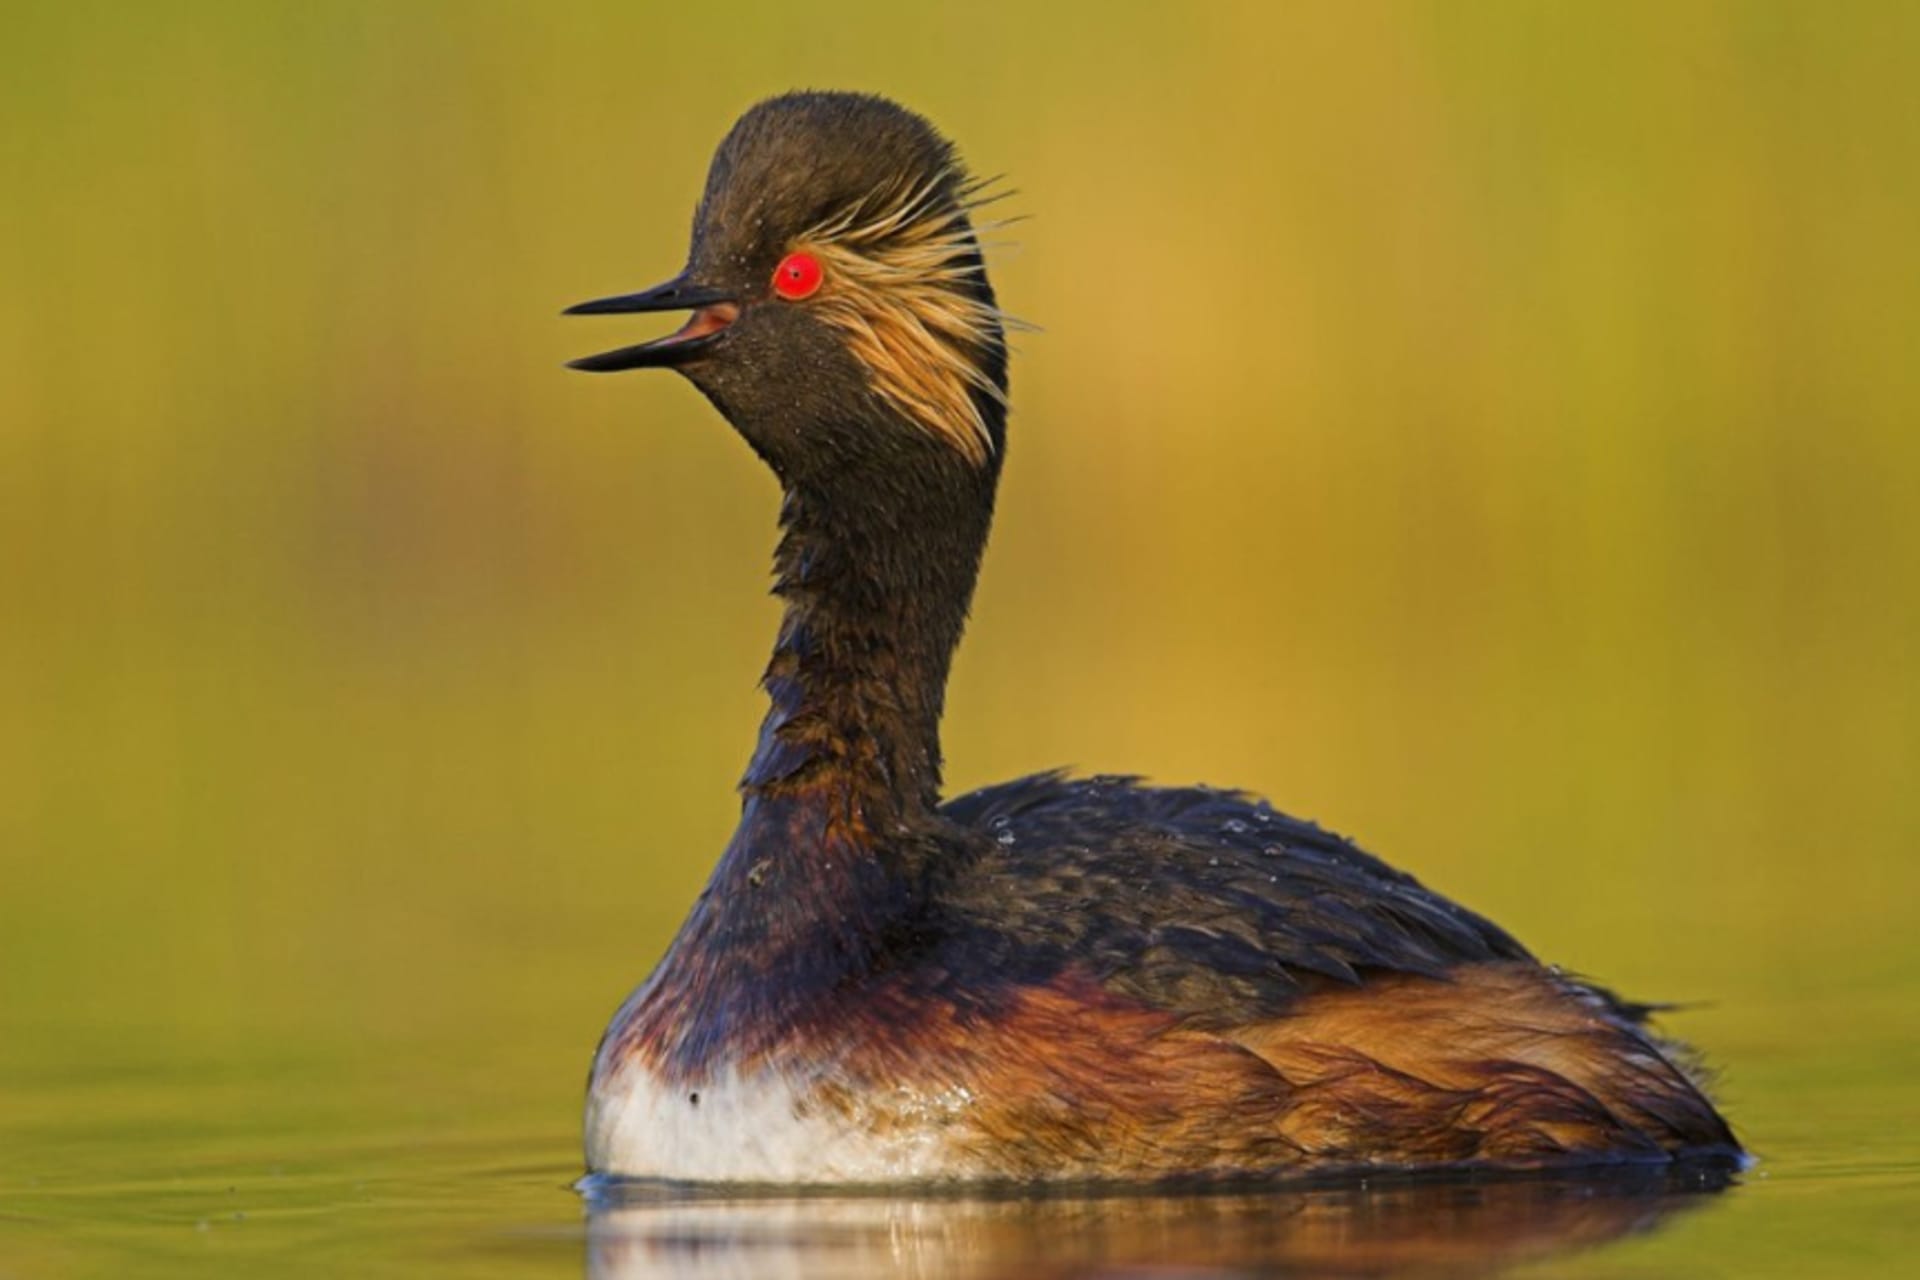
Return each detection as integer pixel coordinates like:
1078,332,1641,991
585,1060,986,1184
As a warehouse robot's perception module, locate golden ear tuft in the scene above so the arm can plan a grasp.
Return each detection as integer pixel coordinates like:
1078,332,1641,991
793,173,1020,467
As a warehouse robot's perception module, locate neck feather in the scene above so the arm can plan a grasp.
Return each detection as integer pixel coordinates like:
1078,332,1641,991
741,456,994,824
620,419,1003,1075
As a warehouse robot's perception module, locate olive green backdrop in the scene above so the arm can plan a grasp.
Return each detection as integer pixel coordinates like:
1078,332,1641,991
2,2,1915,1275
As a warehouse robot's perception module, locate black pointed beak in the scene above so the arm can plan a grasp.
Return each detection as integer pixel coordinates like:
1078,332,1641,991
563,274,739,372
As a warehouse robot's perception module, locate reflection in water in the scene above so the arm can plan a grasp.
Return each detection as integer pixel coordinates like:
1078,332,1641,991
583,1163,1736,1280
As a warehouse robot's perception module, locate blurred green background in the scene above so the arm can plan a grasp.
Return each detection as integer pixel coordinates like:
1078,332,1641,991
2,1,1917,1275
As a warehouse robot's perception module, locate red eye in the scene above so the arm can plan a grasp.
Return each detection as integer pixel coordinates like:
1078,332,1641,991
772,251,823,300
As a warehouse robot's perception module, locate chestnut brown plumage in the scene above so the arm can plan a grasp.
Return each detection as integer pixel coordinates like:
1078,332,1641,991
566,91,1740,1184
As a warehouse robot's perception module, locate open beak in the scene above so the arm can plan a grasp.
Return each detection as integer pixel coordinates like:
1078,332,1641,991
563,274,739,372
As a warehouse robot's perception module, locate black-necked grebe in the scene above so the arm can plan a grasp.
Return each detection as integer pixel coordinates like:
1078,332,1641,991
565,91,1739,1184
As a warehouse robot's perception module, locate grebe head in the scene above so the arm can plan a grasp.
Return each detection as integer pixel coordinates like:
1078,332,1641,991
566,91,1011,486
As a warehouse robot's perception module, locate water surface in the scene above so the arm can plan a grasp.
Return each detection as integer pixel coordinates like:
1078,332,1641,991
4,995,1916,1277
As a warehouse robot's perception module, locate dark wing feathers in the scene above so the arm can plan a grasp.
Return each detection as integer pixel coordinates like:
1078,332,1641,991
940,772,1532,1026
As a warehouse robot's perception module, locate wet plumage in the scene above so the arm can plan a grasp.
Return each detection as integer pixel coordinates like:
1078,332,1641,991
566,91,1739,1183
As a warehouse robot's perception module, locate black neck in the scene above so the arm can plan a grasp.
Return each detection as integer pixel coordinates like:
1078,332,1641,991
632,361,1007,1070
740,452,995,826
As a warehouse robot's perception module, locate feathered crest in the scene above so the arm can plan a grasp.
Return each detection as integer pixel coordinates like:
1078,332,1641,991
793,172,1022,466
